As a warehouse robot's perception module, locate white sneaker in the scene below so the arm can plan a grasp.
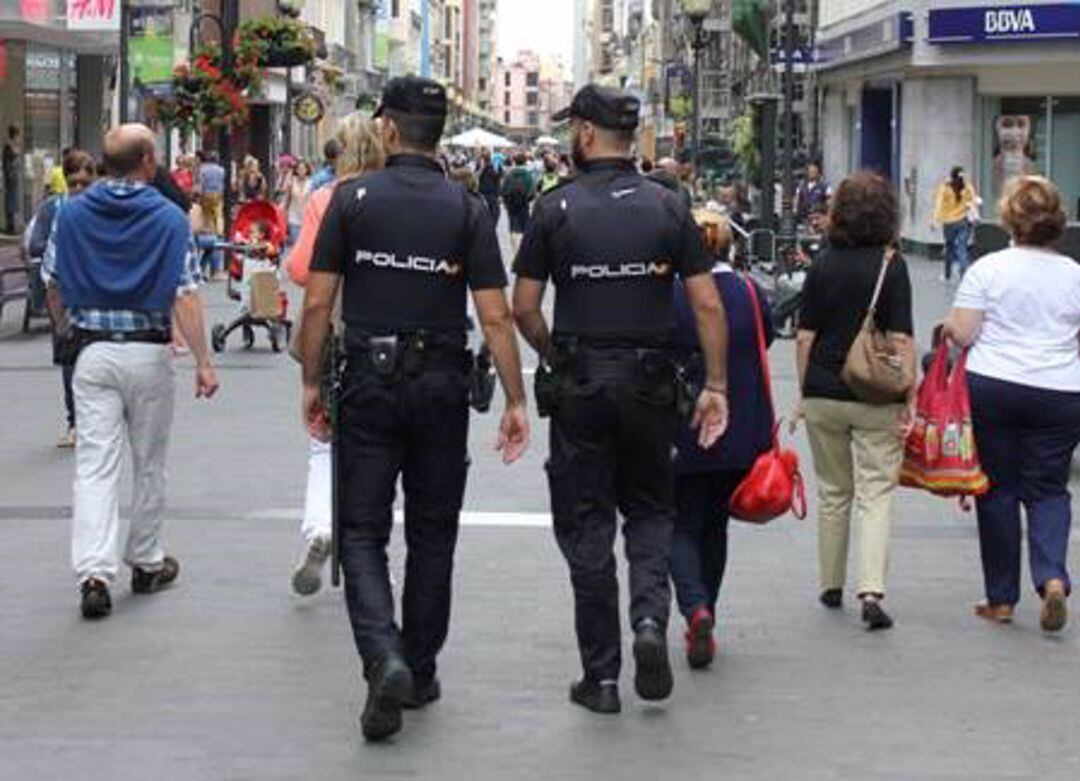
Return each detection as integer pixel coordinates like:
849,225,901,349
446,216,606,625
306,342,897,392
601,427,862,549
57,427,76,449
291,536,332,596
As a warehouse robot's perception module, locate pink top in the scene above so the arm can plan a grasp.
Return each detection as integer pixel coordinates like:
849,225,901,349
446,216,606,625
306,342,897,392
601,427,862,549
285,185,335,287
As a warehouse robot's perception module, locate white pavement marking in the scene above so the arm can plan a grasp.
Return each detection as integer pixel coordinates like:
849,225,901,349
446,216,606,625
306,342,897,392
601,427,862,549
248,508,552,527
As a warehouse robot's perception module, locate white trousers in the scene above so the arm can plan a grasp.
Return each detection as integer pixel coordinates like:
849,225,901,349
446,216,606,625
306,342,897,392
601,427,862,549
71,342,175,585
301,436,332,544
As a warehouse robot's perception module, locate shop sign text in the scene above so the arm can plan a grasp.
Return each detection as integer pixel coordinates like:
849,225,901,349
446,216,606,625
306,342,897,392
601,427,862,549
929,4,1080,44
67,0,121,32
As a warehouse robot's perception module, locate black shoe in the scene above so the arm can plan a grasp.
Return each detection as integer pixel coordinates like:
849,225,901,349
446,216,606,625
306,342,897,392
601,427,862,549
402,676,441,710
80,578,112,620
131,556,180,594
360,655,414,742
632,619,674,701
820,589,843,609
569,679,621,714
862,600,894,631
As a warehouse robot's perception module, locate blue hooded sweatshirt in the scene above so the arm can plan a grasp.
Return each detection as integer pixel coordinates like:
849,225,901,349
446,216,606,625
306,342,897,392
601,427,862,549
55,181,188,314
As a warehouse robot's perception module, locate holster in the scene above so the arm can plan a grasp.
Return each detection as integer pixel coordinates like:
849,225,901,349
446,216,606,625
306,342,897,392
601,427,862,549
534,361,559,418
673,354,700,426
469,345,497,413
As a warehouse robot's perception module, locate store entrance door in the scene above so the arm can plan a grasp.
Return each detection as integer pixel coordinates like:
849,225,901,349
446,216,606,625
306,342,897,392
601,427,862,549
860,87,894,180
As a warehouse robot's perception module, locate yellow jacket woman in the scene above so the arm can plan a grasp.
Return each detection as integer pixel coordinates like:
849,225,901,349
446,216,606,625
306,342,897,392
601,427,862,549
932,167,980,282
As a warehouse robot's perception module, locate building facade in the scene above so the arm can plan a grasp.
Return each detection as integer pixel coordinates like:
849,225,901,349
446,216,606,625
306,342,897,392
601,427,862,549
815,0,1080,247
0,0,147,227
491,50,573,141
492,50,540,139
477,0,497,116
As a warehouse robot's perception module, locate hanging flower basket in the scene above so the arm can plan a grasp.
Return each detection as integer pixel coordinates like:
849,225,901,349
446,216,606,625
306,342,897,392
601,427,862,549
264,44,313,68
239,16,318,68
147,45,262,134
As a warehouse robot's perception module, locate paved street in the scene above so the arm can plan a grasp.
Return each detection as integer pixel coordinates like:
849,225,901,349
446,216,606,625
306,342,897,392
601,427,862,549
1,244,1078,781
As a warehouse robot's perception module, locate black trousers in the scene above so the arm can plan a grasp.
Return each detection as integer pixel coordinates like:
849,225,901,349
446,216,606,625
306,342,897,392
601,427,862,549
669,470,747,620
547,349,678,682
969,373,1080,604
482,194,500,224
338,363,470,683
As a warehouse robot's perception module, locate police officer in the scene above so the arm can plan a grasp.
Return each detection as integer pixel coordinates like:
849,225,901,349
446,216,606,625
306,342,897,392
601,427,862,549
299,76,530,743
513,84,730,714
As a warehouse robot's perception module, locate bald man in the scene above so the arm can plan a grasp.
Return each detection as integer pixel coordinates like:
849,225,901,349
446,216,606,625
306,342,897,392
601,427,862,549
649,156,693,210
45,124,219,620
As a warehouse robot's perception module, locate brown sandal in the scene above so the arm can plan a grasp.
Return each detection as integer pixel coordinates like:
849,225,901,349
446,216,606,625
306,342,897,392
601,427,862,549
1040,581,1068,633
974,602,1014,624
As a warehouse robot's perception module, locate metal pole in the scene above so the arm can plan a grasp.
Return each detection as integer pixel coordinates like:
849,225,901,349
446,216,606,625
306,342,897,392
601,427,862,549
779,0,797,254
809,0,821,162
756,95,778,231
283,67,293,156
119,0,131,123
691,34,701,171
221,0,237,240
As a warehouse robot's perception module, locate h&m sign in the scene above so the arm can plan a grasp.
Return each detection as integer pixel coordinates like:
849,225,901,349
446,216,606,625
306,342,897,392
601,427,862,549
67,0,121,32
929,3,1080,44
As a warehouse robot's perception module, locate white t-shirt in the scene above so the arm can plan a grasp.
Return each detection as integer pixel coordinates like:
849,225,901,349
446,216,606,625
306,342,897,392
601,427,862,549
954,246,1080,391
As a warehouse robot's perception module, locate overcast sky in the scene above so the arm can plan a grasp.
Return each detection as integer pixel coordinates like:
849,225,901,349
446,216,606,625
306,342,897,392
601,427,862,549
497,0,575,66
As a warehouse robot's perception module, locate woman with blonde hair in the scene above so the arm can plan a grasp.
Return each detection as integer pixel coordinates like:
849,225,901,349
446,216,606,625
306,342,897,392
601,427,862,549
237,154,267,202
286,113,386,596
668,208,775,668
944,176,1080,632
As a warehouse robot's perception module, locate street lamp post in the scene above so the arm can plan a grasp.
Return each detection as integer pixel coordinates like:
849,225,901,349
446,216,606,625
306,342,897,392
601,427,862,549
779,0,798,258
682,0,713,172
278,1,301,157
190,1,239,240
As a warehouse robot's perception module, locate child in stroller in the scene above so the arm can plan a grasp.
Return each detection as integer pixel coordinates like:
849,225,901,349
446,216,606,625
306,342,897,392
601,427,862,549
210,202,292,353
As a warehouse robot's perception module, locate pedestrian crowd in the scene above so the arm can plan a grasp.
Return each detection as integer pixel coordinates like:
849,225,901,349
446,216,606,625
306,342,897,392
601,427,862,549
16,76,1080,746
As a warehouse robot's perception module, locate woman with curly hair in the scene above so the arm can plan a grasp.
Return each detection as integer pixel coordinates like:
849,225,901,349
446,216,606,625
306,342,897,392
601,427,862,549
794,171,915,631
944,176,1080,632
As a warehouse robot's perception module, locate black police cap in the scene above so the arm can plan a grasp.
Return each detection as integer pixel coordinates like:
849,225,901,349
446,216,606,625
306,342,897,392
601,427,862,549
373,76,448,119
551,84,640,131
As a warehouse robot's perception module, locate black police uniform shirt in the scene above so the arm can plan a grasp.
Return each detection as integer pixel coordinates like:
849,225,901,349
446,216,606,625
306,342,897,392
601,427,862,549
513,158,713,342
311,154,507,334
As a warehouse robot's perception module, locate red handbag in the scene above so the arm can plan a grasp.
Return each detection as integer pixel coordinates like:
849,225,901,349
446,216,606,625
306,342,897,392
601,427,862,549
729,278,807,524
900,343,990,498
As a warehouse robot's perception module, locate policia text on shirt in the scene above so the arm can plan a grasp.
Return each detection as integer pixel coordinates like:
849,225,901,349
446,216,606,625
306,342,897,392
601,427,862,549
298,77,529,744
514,84,730,716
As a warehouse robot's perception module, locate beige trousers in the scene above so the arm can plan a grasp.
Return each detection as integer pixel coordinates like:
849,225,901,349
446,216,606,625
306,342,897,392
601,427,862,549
803,398,904,598
72,343,175,585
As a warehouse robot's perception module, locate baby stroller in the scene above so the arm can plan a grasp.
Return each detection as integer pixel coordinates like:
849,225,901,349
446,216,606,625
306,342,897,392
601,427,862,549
210,200,293,353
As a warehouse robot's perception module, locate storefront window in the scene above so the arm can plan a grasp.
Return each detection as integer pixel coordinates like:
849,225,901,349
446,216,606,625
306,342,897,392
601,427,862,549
23,42,76,205
0,39,27,224
981,95,1079,224
980,96,1048,219
1051,98,1080,221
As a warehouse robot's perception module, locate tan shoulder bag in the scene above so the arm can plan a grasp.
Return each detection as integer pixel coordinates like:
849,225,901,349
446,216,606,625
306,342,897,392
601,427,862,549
840,249,915,404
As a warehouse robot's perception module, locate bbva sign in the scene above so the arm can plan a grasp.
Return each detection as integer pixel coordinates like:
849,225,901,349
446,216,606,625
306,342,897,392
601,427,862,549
985,8,1037,34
